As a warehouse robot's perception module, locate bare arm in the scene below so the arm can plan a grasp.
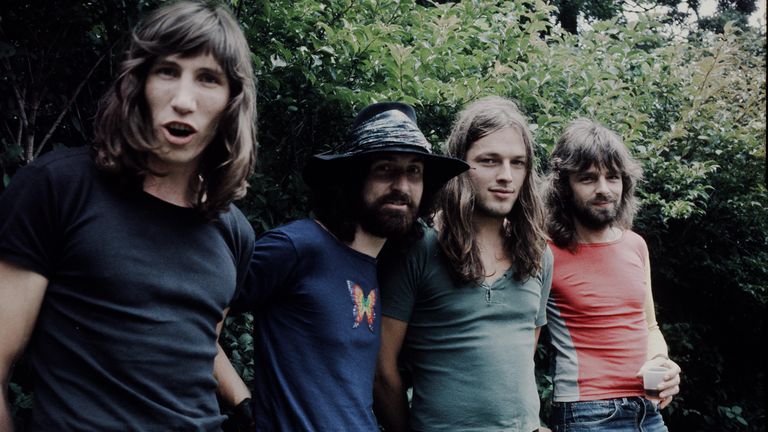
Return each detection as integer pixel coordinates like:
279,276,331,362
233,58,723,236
642,248,668,360
636,248,680,409
0,260,48,432
373,317,410,432
214,344,251,407
213,309,251,408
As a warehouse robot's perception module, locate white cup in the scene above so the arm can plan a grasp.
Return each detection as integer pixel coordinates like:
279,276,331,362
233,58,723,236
643,366,668,398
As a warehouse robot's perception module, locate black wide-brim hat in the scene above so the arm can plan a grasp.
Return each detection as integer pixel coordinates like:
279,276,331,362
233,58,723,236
303,102,469,194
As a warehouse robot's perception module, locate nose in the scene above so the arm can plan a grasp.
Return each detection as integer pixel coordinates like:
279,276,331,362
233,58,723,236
390,171,412,192
170,76,196,115
595,176,611,193
497,161,514,183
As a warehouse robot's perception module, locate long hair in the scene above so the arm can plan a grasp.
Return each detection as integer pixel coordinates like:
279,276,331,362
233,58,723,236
545,118,643,251
310,156,433,245
94,0,256,219
439,96,547,283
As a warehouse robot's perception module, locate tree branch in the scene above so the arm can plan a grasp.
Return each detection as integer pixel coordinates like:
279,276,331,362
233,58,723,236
34,51,108,159
329,0,355,27
2,120,16,145
2,57,29,148
622,0,657,14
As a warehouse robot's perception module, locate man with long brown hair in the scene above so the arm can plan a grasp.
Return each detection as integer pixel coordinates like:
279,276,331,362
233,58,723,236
374,96,552,432
216,102,468,430
544,118,680,432
0,2,256,430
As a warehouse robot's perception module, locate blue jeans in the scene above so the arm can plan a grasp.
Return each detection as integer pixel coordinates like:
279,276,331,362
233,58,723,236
549,397,669,432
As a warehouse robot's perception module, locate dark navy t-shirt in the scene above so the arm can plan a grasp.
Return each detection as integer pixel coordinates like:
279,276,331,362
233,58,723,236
232,219,380,431
0,147,254,431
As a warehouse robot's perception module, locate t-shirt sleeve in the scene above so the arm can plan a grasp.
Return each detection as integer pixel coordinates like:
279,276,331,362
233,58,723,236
229,209,256,306
536,246,554,327
378,236,429,323
0,163,57,277
229,229,298,313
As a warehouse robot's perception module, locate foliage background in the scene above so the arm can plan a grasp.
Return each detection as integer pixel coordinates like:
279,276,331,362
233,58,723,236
1,0,765,430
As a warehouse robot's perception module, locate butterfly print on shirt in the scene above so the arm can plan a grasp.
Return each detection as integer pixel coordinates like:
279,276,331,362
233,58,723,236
348,280,377,332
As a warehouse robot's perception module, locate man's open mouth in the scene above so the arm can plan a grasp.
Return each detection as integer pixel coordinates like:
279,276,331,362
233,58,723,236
165,122,195,137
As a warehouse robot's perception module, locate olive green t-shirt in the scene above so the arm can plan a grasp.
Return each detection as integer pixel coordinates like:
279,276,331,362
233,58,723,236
379,227,552,432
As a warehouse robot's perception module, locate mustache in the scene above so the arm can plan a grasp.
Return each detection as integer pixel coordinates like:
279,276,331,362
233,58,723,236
372,191,416,209
589,193,617,204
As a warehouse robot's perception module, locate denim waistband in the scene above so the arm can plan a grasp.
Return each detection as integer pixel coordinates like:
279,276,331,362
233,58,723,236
552,396,647,408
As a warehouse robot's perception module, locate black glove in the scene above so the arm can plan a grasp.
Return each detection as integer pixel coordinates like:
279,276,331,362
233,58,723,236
230,397,255,432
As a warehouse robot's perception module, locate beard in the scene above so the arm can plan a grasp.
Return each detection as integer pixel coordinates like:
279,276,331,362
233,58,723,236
571,193,620,230
358,190,418,239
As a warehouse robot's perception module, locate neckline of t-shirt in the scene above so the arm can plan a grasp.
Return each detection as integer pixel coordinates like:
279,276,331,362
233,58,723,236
576,229,626,247
136,189,199,215
480,263,517,285
309,219,378,264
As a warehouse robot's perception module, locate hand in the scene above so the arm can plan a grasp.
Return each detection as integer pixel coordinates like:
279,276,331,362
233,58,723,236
636,356,681,409
538,427,553,432
231,397,255,431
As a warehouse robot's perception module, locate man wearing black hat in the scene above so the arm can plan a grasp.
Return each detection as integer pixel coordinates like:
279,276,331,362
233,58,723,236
216,102,468,431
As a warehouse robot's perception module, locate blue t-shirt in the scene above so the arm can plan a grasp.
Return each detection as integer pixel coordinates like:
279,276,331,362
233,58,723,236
233,219,381,431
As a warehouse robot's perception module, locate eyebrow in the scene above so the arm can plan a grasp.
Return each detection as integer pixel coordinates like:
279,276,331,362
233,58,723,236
152,57,226,75
577,170,620,179
582,167,617,175
473,152,500,158
198,66,227,78
152,58,178,68
473,152,526,160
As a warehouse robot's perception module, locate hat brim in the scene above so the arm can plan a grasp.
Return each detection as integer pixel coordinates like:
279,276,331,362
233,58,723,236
303,147,469,195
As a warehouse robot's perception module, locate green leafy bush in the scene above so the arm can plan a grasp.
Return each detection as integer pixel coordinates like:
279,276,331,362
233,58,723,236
3,1,765,430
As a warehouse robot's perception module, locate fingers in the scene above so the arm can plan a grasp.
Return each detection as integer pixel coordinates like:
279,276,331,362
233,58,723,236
659,367,681,390
656,367,680,409
656,368,680,396
658,384,679,397
636,356,672,376
659,358,676,370
641,357,681,409
639,358,682,384
660,358,681,374
659,395,673,409
659,369,680,386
